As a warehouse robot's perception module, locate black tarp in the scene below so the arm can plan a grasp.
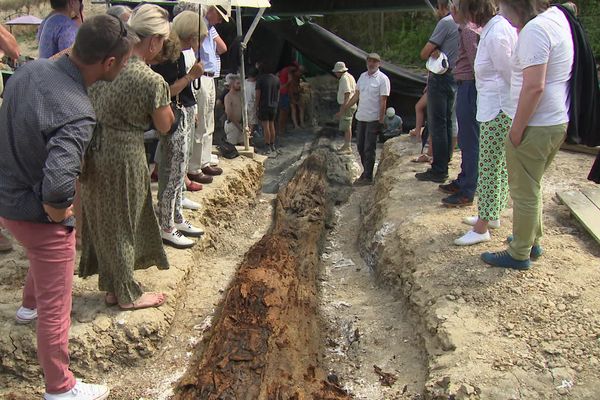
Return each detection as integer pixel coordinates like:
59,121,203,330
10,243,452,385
107,0,429,116
266,0,435,15
260,21,426,116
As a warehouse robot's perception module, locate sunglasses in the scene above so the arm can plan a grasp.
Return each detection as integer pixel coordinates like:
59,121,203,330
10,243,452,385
103,16,128,62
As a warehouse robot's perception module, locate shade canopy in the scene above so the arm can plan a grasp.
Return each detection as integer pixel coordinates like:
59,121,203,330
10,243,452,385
265,0,434,15
181,0,270,6
5,15,43,25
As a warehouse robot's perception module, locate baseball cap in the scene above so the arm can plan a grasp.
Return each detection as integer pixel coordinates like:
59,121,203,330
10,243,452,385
426,52,449,75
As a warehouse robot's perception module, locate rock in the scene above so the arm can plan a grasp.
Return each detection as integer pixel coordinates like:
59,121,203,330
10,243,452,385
542,342,562,355
557,304,567,311
92,315,112,332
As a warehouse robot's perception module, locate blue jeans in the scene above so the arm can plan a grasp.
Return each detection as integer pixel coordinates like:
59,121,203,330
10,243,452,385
454,80,480,199
427,72,457,176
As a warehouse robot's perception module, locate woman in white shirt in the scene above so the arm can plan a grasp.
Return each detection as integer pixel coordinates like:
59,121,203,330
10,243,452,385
481,0,574,270
454,0,517,247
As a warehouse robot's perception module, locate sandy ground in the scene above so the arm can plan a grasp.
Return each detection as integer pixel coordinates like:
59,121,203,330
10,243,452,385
0,154,266,399
360,135,600,399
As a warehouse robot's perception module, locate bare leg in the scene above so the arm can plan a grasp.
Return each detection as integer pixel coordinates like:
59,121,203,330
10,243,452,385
278,108,288,136
291,103,300,129
473,218,489,234
299,104,306,128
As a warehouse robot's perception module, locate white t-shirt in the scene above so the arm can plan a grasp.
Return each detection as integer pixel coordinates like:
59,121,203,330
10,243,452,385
355,69,391,122
337,72,356,105
505,7,574,126
474,15,517,122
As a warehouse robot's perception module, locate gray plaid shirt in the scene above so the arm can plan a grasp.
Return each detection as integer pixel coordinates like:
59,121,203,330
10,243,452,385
0,56,96,225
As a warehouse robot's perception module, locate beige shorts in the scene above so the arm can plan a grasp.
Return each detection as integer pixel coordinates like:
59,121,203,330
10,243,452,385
338,105,356,132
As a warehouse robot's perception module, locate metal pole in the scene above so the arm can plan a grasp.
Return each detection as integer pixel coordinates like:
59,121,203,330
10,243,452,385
237,5,250,151
242,7,266,47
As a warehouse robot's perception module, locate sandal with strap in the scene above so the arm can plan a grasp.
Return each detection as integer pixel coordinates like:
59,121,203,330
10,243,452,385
119,292,167,311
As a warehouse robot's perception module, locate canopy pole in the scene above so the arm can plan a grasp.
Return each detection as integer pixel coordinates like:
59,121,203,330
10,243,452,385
242,7,266,47
237,5,250,151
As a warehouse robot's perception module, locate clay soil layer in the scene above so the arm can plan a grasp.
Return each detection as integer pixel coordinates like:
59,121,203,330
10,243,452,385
175,147,352,400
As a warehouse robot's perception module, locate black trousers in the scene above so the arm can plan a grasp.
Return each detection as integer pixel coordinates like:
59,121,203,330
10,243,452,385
356,120,379,179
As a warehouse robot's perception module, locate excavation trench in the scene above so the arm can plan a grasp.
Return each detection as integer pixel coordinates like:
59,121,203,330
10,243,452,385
174,139,353,400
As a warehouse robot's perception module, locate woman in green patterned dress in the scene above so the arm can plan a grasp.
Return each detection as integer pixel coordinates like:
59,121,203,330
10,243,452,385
79,4,175,310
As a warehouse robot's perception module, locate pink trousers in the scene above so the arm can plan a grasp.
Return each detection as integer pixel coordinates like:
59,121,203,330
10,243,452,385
1,218,76,394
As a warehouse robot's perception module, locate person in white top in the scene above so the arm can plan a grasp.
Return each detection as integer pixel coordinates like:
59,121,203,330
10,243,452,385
332,61,357,153
340,53,390,184
453,0,517,247
481,1,574,270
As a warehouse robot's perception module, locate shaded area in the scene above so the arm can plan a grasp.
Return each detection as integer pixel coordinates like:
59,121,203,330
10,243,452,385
262,20,426,116
174,144,352,399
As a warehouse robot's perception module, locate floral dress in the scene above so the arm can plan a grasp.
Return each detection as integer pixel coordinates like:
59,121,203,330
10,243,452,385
79,56,170,304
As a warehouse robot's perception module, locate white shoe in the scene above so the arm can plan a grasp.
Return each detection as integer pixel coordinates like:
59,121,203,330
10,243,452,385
454,230,491,246
161,229,195,249
15,306,37,324
44,380,109,400
462,216,500,229
211,154,219,165
174,220,204,237
182,197,201,210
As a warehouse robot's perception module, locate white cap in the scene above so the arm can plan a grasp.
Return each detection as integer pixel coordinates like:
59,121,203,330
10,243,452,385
332,61,348,73
386,107,396,118
426,52,449,75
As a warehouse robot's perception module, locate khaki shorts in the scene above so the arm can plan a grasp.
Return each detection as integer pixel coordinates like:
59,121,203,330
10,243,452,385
339,105,356,132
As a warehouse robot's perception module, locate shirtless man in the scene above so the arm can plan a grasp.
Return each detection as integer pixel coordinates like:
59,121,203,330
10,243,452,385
224,74,244,145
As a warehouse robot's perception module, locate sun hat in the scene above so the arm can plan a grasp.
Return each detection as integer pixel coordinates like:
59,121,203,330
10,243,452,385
332,61,348,73
211,5,230,22
426,52,449,75
386,107,396,118
366,53,381,62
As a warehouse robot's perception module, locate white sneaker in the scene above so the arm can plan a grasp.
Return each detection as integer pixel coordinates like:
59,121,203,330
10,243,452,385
161,229,195,249
454,230,491,246
15,306,37,324
211,154,219,165
174,220,204,237
462,216,500,229
44,380,109,400
182,197,201,210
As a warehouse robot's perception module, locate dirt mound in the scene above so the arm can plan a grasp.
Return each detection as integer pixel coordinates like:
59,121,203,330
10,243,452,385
0,156,264,397
175,148,353,399
360,135,600,399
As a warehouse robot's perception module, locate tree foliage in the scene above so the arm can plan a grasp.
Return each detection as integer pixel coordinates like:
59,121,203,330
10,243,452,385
319,2,600,68
0,0,46,12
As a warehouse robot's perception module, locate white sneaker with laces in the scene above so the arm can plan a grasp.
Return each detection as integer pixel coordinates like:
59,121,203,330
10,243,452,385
181,197,201,210
211,154,219,165
44,380,109,400
161,229,195,249
15,306,37,324
454,230,491,246
175,220,204,237
462,216,500,229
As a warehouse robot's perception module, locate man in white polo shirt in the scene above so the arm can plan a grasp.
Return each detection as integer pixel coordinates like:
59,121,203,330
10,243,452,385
340,53,390,184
